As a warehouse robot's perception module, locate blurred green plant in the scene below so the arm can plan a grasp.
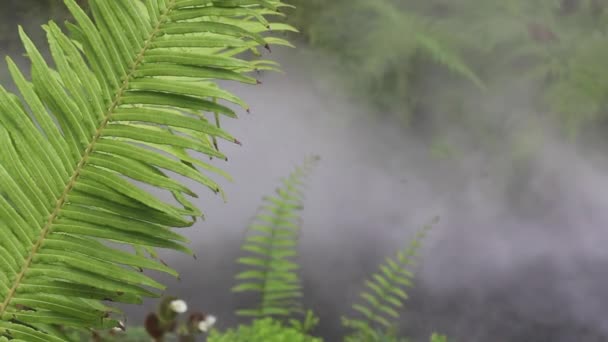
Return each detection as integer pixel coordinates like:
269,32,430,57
62,327,150,342
286,0,608,144
287,0,483,127
430,332,448,342
342,218,438,342
229,158,445,342
232,155,320,320
207,317,321,342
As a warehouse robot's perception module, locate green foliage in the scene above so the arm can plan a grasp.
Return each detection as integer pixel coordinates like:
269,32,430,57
208,317,323,342
430,332,448,342
288,309,320,335
287,0,484,124
288,0,608,144
61,327,151,342
0,0,293,340
342,217,438,342
228,161,444,342
232,156,320,319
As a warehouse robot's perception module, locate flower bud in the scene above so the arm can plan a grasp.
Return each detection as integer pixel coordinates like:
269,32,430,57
145,313,164,339
169,299,188,314
197,315,217,332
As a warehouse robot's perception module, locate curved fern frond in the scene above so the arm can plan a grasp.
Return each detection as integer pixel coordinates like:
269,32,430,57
232,156,319,319
0,0,294,340
342,217,438,342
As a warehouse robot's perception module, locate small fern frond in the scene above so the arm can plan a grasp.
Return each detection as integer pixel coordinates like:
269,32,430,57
0,0,294,340
342,217,438,341
232,156,319,320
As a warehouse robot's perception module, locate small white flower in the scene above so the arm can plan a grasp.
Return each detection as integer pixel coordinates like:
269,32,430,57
205,315,217,326
169,299,188,314
111,321,125,332
198,315,217,332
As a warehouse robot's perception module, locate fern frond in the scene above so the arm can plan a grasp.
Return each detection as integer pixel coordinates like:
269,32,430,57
0,0,294,340
232,156,319,320
342,217,438,341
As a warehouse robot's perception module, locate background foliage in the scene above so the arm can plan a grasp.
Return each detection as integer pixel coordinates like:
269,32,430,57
281,0,608,220
286,0,608,145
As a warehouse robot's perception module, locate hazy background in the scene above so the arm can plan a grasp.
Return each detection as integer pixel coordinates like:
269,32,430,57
3,1,608,341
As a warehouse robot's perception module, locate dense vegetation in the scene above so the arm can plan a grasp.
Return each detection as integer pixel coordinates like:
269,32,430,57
282,0,608,220
286,0,608,147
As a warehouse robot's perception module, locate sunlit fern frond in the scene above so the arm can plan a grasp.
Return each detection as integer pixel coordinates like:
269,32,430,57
232,156,319,320
342,217,438,342
0,0,294,340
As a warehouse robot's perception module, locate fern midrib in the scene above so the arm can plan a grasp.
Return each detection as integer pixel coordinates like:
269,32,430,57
0,0,177,315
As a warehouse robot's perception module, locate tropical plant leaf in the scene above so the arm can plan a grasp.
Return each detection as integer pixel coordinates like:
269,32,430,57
0,0,294,340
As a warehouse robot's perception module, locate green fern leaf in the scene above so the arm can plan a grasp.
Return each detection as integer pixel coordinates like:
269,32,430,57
0,0,294,340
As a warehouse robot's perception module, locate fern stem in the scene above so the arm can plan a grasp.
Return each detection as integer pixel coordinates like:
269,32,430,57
0,0,178,316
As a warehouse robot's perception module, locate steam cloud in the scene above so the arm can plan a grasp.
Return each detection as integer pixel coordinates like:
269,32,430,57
145,46,608,341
